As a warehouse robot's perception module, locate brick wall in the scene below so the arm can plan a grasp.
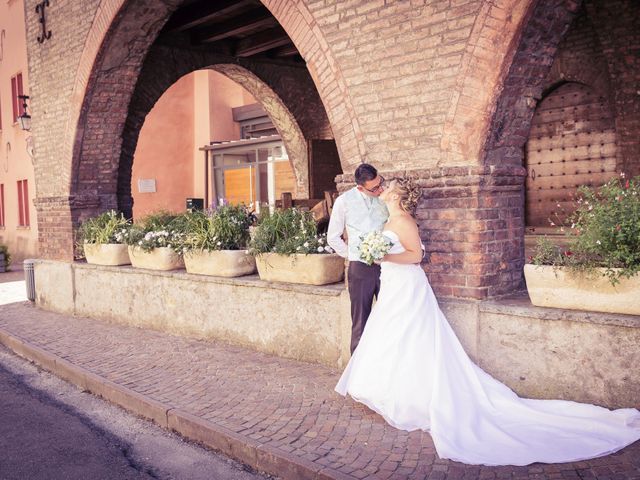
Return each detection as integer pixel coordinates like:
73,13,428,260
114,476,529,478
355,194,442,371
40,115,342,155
586,0,640,177
25,0,102,258
337,165,526,299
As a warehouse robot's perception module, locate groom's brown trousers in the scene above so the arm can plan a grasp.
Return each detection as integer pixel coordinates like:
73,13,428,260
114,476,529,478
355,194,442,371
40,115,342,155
348,261,381,354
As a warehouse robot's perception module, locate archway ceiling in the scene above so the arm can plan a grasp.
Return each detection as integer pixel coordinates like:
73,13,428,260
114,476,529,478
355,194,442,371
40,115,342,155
157,0,302,62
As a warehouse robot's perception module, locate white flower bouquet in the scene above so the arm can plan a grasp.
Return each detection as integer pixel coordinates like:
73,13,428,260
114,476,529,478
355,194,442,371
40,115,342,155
358,231,393,265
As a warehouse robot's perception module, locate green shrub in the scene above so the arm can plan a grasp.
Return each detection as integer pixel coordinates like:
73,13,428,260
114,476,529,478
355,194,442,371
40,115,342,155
249,208,334,256
0,244,11,270
179,205,255,253
531,174,640,285
78,210,131,245
126,211,185,253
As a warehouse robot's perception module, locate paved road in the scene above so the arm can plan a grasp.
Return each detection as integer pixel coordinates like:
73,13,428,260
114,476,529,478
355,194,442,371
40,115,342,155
0,344,274,480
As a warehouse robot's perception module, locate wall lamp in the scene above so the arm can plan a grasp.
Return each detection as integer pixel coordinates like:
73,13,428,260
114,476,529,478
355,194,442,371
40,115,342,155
18,95,31,131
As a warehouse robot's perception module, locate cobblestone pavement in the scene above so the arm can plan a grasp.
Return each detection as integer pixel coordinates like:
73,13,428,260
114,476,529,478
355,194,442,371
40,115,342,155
0,289,638,479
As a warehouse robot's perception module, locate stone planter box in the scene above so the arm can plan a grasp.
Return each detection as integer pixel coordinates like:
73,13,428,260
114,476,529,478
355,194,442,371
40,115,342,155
256,253,344,285
184,249,256,277
524,264,640,315
128,246,184,271
84,243,130,266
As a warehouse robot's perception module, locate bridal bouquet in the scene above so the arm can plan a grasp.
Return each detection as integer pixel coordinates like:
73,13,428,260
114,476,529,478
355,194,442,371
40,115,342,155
358,231,393,265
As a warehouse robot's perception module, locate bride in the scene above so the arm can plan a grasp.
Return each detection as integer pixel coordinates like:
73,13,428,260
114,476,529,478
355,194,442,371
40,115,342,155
335,178,640,466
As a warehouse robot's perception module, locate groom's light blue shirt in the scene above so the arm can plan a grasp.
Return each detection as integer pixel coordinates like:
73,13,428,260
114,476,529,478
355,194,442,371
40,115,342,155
327,187,389,263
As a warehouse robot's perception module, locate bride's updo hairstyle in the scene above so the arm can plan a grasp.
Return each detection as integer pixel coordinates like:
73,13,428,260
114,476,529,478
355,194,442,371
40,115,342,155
393,177,422,216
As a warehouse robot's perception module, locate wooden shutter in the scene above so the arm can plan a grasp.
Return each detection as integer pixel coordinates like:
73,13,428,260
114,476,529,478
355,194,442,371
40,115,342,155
0,184,4,227
17,73,24,116
11,76,17,123
17,180,24,226
22,179,29,226
525,82,617,227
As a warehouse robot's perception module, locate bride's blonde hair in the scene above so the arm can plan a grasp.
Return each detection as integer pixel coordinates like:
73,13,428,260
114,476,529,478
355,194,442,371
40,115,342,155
393,177,422,216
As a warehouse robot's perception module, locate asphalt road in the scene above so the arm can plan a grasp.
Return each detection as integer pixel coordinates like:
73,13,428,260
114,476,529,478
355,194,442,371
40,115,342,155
0,344,274,480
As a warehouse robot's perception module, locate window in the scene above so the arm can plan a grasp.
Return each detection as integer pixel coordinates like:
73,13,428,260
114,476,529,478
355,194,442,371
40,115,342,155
211,143,295,210
17,179,29,226
11,73,24,124
0,184,5,227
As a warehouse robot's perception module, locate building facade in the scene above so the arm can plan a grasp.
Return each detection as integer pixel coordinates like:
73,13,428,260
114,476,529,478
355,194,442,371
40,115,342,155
20,0,640,299
0,0,37,264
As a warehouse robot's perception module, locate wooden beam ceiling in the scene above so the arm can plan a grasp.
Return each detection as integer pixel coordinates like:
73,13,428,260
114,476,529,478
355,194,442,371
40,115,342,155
164,0,254,33
194,7,277,44
160,0,301,62
235,26,292,57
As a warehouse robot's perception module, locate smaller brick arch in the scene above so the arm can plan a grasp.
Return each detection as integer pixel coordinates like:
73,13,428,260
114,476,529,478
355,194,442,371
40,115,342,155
482,0,582,167
115,46,312,216
209,64,309,199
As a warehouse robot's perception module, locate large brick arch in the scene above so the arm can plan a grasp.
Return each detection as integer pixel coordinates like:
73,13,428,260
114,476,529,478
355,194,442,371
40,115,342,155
66,0,351,226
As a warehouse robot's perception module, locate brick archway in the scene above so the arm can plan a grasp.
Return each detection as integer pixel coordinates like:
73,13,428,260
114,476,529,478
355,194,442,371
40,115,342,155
54,0,348,259
117,46,313,216
482,1,583,167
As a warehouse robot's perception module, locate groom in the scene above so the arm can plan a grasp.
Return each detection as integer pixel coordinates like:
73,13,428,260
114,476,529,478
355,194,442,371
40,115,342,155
328,163,388,354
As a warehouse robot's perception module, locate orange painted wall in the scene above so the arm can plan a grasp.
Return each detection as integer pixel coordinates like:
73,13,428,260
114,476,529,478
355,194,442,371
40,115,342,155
134,69,257,215
132,74,195,219
0,0,38,264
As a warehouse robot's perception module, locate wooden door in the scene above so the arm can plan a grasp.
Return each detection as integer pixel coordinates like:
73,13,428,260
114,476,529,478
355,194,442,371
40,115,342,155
525,82,617,227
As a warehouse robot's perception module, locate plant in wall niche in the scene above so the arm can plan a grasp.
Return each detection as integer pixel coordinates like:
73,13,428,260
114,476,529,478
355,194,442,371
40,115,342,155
0,244,11,271
178,206,257,278
250,208,343,286
526,174,640,315
77,210,132,266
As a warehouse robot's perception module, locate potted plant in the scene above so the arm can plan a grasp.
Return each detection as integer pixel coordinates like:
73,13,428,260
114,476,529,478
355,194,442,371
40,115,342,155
180,205,256,277
525,174,640,315
126,212,185,271
250,207,343,285
78,210,131,266
0,244,10,272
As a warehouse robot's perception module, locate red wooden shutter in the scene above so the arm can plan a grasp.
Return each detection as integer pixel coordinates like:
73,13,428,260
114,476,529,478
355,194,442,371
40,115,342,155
0,184,5,227
17,181,24,226
22,179,29,226
11,76,17,123
17,73,24,116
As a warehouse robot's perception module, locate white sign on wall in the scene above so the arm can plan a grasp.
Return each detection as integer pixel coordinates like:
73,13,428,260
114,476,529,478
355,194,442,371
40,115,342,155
137,178,157,193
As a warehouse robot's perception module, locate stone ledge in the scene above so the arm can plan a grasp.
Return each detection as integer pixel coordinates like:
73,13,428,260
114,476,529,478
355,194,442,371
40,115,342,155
35,259,346,297
479,293,640,329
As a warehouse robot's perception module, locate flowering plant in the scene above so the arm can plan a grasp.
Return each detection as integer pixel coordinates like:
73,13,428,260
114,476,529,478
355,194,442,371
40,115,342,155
531,174,640,285
179,205,255,253
78,210,131,245
125,212,186,254
249,207,334,255
358,231,393,266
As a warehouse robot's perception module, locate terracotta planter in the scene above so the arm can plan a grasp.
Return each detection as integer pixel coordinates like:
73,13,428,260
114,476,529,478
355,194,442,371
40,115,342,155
84,243,130,266
524,264,640,315
128,246,184,271
184,249,256,277
255,253,344,285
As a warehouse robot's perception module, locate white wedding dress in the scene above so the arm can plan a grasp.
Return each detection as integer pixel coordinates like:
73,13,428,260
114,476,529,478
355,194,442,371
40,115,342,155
336,230,640,466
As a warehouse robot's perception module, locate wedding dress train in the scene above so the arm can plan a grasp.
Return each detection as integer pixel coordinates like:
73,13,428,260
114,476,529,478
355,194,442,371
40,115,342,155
336,230,640,466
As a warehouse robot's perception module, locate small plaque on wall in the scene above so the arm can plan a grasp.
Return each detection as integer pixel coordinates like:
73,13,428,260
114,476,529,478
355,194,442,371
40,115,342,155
137,179,156,193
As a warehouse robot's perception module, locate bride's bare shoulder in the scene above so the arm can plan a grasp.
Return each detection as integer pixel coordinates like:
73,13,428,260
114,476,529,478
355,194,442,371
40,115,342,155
394,215,419,233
